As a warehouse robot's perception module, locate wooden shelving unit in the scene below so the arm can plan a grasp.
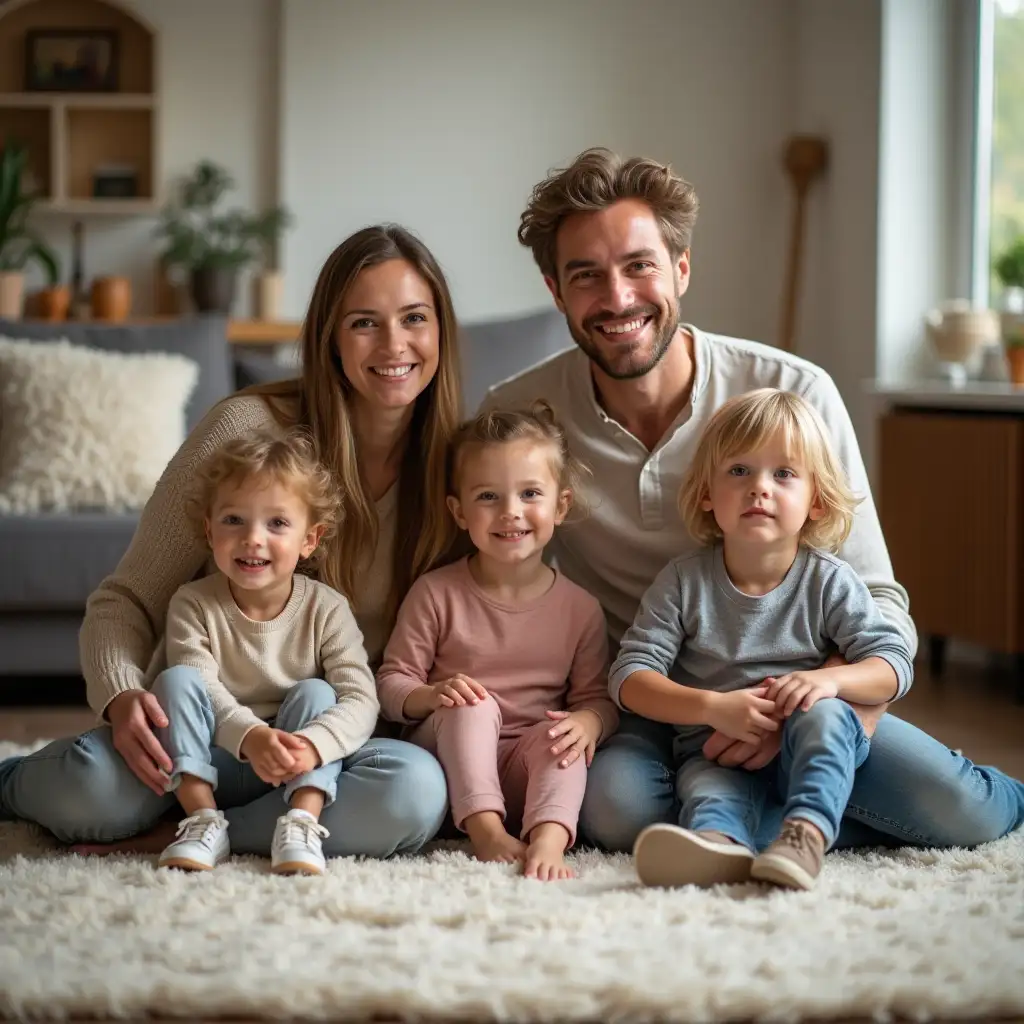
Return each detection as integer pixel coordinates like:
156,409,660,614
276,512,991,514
0,0,158,216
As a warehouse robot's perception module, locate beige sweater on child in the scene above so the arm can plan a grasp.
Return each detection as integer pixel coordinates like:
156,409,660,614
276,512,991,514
79,395,396,717
166,573,379,764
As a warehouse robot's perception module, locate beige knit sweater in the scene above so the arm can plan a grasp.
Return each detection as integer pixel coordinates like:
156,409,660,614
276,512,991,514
80,395,396,717
166,573,379,764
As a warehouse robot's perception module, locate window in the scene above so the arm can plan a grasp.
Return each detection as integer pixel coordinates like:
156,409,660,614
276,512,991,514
979,0,1024,306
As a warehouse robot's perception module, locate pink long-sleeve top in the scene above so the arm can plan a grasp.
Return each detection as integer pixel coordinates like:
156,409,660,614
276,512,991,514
377,557,619,741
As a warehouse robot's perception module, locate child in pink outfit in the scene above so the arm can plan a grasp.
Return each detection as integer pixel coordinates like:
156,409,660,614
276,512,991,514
377,402,618,881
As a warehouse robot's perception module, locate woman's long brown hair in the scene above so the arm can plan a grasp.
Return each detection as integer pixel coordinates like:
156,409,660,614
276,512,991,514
245,224,462,622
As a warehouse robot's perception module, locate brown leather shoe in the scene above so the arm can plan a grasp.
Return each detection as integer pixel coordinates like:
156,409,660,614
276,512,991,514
633,824,754,888
751,819,825,890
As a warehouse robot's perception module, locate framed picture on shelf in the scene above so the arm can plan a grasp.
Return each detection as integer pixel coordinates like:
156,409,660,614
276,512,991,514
24,29,119,92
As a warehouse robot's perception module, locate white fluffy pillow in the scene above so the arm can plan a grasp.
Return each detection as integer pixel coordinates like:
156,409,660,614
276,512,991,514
0,336,199,514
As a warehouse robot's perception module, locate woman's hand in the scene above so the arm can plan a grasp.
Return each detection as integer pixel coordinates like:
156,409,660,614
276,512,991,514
107,690,174,795
240,726,305,785
545,708,603,768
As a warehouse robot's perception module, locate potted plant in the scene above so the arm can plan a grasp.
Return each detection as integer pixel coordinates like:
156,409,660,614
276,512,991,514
155,161,291,315
0,142,61,319
994,236,1024,385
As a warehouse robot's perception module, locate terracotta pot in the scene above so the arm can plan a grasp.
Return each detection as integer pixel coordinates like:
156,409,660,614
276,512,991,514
1007,345,1024,386
0,271,25,319
37,285,70,321
91,276,131,322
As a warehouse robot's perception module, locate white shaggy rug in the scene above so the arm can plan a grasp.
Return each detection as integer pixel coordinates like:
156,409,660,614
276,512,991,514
1,742,1023,1022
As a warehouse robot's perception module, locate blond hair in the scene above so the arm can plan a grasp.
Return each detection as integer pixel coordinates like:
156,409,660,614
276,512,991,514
448,400,590,514
518,147,699,283
187,429,341,569
678,388,860,552
239,224,462,622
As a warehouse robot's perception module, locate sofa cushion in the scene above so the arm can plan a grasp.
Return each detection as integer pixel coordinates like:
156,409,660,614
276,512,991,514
460,308,573,413
0,317,233,430
0,337,199,514
0,512,138,610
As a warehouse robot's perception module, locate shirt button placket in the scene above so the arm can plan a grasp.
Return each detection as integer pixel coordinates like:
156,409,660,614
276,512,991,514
639,456,664,531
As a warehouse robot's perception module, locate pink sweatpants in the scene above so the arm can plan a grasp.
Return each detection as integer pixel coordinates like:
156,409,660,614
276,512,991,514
409,697,588,845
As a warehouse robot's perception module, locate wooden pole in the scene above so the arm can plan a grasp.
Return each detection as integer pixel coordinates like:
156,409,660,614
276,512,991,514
779,135,829,352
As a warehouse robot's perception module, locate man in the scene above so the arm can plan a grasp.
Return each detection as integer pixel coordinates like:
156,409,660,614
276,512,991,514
482,147,1024,856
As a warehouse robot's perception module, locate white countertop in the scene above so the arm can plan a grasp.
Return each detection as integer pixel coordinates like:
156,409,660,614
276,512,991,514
865,379,1024,412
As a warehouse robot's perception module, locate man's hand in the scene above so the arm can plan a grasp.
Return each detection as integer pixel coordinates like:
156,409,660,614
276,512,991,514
545,708,603,767
702,728,781,771
240,726,305,785
107,690,173,795
704,687,779,745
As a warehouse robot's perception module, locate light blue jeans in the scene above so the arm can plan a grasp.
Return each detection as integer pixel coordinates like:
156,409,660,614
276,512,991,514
154,668,347,809
0,668,448,857
677,699,870,850
581,707,1024,853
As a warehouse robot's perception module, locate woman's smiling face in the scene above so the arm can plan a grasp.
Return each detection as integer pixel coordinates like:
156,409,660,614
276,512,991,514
336,258,441,412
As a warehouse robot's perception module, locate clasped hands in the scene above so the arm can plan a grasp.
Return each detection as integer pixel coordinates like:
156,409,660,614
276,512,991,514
702,655,886,771
240,726,320,786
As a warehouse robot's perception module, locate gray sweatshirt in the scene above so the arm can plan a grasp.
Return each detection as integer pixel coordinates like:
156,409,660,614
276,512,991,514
608,544,915,751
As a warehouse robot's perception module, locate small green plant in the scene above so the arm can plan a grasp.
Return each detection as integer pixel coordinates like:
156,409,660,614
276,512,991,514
155,160,291,272
0,142,60,285
994,235,1024,291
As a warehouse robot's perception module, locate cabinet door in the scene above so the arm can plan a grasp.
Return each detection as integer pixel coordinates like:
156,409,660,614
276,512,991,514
878,411,1023,652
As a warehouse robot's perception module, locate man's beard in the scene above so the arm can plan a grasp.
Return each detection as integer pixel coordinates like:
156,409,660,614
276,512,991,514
568,302,679,381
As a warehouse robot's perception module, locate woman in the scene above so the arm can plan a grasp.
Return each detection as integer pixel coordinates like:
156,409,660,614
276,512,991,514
0,225,461,860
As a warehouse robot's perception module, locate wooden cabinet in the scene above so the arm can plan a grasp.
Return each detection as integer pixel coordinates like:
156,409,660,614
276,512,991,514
879,408,1024,691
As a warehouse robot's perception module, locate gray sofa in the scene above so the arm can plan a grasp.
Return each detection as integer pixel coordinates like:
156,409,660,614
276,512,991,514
0,308,571,677
0,317,235,676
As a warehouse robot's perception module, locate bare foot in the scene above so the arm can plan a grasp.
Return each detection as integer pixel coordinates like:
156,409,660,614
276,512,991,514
463,810,527,864
68,820,177,857
524,822,574,881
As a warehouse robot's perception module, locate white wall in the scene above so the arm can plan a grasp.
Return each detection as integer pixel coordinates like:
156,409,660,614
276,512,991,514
279,0,795,343
26,0,278,315
791,0,882,463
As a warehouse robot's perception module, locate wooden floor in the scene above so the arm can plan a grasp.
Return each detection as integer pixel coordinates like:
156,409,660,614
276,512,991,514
3,660,1023,777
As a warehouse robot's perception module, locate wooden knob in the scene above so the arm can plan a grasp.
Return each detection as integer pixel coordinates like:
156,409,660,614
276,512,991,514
784,136,829,190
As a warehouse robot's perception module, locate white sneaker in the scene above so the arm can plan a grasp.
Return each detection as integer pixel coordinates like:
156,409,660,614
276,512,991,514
158,808,230,871
271,809,329,875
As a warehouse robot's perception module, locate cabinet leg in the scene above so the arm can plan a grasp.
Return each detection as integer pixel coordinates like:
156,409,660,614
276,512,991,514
928,635,947,679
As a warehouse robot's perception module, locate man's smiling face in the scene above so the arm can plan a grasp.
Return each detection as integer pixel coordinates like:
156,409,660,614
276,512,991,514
546,198,691,380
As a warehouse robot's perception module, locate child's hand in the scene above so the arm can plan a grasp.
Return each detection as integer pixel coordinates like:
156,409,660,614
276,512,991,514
705,687,779,745
432,673,488,709
240,726,305,784
282,736,321,780
764,672,839,717
545,708,603,768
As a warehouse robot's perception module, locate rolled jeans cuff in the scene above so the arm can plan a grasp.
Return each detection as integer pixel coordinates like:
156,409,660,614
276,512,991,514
282,764,341,807
167,755,218,794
